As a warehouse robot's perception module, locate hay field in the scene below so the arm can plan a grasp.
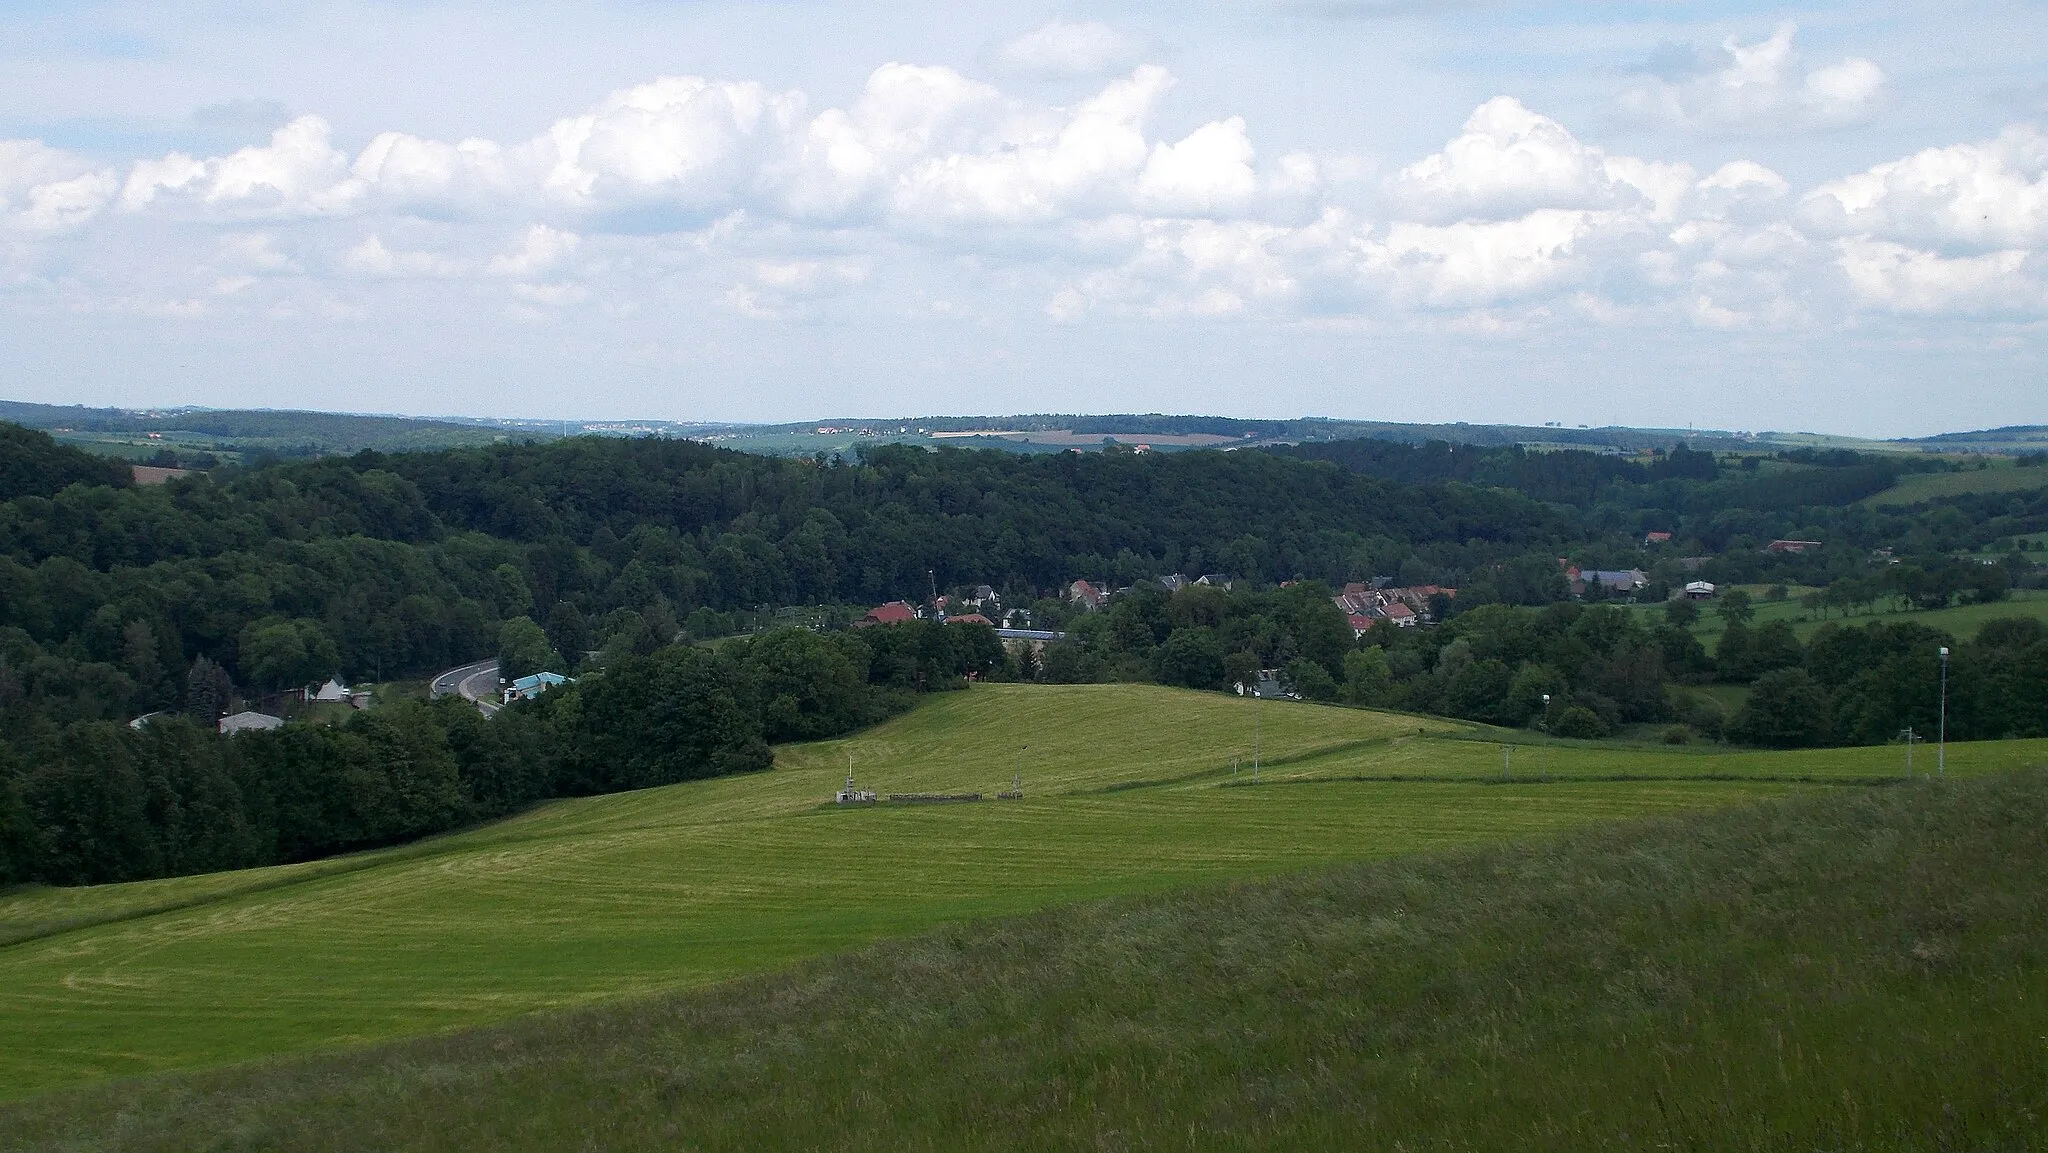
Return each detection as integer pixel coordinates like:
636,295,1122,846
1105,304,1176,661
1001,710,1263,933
3,683,2040,1099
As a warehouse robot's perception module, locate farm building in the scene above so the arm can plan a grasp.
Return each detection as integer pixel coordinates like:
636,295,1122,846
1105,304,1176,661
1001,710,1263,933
218,711,284,736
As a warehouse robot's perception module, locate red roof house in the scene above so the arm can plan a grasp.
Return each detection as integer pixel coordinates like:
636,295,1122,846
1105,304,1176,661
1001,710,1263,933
857,600,917,627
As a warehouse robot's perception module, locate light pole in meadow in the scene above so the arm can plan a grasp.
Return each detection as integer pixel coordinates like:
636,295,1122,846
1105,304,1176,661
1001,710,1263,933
1937,645,1950,778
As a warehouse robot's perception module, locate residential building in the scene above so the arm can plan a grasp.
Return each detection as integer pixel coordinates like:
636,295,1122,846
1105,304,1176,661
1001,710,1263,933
1684,580,1717,599
1066,580,1109,610
1581,568,1649,593
857,600,918,626
1766,540,1823,554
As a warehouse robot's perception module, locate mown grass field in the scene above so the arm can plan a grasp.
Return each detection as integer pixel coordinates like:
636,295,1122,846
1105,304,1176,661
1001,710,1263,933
6,762,2046,1151
1623,586,2048,644
1863,459,2048,506
2,683,2043,1104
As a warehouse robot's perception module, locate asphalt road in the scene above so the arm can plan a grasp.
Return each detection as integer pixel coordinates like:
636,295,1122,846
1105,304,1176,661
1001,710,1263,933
431,659,501,717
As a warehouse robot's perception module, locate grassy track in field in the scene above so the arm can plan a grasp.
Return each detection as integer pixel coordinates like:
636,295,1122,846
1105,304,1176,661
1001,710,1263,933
1,684,2041,1099
7,767,2047,1151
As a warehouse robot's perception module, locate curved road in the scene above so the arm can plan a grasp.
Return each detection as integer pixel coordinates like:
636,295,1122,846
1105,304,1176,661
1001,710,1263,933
431,659,501,717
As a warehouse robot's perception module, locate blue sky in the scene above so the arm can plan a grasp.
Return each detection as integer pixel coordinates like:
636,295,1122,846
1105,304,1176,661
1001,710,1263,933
1,1,2044,435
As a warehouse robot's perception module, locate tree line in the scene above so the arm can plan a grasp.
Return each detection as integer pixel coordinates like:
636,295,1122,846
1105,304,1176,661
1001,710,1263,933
0,619,1002,887
1016,580,2048,750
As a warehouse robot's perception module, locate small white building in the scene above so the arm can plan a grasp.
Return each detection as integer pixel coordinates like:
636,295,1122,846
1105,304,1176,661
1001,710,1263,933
307,676,350,702
1684,580,1717,600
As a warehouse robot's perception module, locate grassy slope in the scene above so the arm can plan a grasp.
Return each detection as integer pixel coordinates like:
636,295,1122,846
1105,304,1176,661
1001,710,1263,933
1864,460,2048,506
1,684,2041,1102
6,767,2045,1151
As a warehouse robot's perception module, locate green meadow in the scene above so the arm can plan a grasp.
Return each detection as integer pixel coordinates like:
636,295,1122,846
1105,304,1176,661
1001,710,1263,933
1624,586,2048,643
1864,459,2048,506
2,683,2043,1102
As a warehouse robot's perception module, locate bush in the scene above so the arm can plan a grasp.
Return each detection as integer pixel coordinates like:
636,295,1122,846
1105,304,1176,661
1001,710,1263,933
1729,668,1834,748
1550,705,1609,739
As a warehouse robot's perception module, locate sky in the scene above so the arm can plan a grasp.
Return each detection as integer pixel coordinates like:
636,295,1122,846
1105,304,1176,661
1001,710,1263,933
1,1,2045,436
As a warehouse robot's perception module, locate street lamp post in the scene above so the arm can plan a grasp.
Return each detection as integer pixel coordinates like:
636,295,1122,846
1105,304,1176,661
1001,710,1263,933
1540,693,1551,734
1937,646,1950,778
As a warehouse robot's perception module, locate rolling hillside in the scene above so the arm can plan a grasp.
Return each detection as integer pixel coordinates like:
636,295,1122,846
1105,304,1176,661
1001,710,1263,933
4,684,2043,1102
5,757,2044,1150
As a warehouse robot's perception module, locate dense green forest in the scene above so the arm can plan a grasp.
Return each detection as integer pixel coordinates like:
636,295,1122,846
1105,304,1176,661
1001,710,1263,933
2,420,2044,888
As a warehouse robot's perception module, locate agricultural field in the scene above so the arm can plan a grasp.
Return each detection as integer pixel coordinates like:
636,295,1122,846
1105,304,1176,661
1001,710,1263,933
1624,587,2048,644
2,683,2043,1102
1863,459,2048,506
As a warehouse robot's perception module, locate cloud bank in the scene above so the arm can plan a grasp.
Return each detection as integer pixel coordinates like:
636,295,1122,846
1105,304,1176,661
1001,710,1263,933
0,27,2042,347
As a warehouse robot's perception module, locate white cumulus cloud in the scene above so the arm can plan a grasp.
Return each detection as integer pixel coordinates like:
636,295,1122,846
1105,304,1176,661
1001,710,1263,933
1388,97,1691,223
1802,125,2048,250
1618,25,1886,135
1836,238,2042,313
0,140,116,232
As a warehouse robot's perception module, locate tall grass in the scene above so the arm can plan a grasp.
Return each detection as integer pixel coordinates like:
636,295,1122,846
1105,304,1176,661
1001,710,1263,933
5,768,2046,1151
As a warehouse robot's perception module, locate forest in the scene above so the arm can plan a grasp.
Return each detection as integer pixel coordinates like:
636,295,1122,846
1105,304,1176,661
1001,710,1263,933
2,420,2044,888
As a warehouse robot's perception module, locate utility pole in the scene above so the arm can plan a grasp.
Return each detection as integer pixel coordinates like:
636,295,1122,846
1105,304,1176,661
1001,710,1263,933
1503,745,1512,779
1253,686,1261,782
1937,646,1950,778
1903,726,1915,778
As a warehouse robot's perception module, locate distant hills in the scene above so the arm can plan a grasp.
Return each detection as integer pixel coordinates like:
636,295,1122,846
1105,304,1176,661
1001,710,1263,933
2,398,2039,464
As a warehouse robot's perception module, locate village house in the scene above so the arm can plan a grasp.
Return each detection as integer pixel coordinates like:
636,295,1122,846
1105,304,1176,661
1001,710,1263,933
1684,580,1717,599
1643,531,1673,546
1766,539,1823,554
1333,585,1427,631
856,600,918,627
1065,579,1109,610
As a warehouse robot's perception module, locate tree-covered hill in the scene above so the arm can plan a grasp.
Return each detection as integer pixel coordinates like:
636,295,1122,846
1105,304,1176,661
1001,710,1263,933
0,425,130,503
3,421,2045,889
